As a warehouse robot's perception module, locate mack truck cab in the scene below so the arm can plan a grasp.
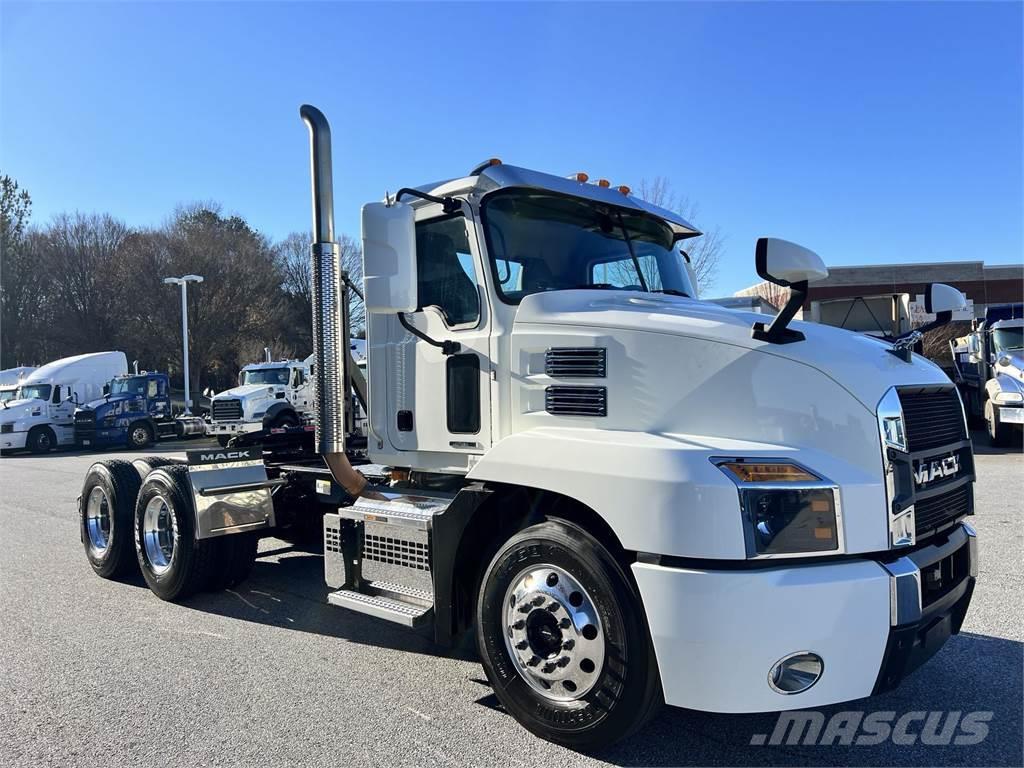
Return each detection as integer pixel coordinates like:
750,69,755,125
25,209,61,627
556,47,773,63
74,370,206,450
78,106,979,750
206,353,315,446
952,303,1024,445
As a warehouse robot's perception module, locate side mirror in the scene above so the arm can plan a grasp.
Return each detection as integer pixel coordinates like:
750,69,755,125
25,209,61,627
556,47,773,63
924,283,967,315
755,238,829,287
751,238,828,344
102,384,110,395
362,201,417,314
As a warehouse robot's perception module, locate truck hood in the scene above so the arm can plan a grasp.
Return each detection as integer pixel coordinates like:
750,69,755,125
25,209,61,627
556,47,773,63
213,384,277,402
515,290,951,410
81,393,136,412
994,352,1024,383
0,398,45,420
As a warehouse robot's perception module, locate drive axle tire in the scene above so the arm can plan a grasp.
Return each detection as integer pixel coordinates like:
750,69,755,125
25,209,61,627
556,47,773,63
131,455,184,480
27,426,57,454
210,532,260,590
80,460,142,579
476,519,662,750
134,465,216,601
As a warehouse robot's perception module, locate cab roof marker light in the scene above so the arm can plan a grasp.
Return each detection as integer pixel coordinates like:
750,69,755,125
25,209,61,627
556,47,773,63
617,185,631,196
597,179,611,188
572,172,589,183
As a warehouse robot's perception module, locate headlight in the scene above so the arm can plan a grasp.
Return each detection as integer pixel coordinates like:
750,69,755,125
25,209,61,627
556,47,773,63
716,459,841,558
995,391,1023,404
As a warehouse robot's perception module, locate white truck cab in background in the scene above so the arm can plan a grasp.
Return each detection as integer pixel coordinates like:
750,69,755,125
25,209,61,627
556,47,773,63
206,353,315,446
1,352,127,453
0,366,37,405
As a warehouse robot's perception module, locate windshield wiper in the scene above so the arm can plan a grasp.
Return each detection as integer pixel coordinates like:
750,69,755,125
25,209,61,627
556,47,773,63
614,212,649,293
652,288,690,297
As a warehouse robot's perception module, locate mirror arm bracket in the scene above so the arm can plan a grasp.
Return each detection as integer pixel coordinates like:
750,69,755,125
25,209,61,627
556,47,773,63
752,281,808,344
394,188,461,215
398,313,461,356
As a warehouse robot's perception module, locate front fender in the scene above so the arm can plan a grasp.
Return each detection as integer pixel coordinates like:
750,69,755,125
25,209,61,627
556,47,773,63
987,373,1024,402
467,427,888,559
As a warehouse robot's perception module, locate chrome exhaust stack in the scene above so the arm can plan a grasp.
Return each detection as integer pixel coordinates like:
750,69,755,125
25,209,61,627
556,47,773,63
300,104,367,498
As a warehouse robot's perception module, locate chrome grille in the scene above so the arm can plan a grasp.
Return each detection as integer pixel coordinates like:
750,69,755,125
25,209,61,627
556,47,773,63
545,386,607,417
916,484,972,538
211,399,243,421
898,387,966,453
545,348,606,378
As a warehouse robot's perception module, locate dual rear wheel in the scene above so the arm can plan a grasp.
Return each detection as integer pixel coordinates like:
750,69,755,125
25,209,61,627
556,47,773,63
80,460,258,599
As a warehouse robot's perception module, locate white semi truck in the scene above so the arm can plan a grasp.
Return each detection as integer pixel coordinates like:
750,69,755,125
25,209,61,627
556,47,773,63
78,106,978,749
0,366,37,404
3,351,127,453
206,351,316,446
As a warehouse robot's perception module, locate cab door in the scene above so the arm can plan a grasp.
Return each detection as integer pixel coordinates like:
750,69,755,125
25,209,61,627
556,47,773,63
384,202,492,461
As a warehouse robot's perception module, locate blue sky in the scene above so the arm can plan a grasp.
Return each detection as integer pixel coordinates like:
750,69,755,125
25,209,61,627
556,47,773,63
2,1,1021,295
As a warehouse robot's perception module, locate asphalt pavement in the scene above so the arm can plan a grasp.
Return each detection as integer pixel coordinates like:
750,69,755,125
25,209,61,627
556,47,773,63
1,434,1021,767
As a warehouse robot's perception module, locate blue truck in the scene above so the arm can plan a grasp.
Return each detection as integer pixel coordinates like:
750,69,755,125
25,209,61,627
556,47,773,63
74,371,205,450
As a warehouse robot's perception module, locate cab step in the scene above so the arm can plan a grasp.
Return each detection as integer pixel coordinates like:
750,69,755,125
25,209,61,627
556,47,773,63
327,587,433,628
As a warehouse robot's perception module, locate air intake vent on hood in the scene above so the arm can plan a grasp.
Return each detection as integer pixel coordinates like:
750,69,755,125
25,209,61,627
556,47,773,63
545,386,607,417
545,347,606,378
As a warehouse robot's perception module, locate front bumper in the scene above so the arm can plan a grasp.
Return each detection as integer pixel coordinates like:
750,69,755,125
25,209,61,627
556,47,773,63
1,430,28,450
206,420,263,436
632,522,977,713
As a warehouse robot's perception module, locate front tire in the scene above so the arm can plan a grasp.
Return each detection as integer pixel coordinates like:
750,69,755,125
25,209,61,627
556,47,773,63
27,426,56,454
985,399,1014,447
476,519,662,750
134,465,216,601
128,422,154,450
80,460,142,579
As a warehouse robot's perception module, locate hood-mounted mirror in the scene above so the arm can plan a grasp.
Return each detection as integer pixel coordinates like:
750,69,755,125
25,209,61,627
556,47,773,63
751,238,829,345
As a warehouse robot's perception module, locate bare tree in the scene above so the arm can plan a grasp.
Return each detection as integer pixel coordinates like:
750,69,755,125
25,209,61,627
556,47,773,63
276,231,365,333
633,177,723,296
0,175,41,367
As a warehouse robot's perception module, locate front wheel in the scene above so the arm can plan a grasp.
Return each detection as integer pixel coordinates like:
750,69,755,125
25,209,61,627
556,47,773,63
985,399,1014,447
128,422,153,450
476,519,662,750
27,426,56,454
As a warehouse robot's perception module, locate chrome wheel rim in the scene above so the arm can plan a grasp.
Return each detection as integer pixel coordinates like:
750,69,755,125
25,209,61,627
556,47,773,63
502,564,606,702
142,494,177,575
131,426,148,446
85,486,112,557
37,431,52,449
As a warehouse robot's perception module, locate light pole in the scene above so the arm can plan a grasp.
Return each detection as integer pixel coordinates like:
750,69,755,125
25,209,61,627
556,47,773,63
163,274,204,414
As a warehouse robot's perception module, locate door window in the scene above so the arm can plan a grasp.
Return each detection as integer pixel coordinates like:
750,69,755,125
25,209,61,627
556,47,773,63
52,386,62,404
147,379,159,398
416,216,479,327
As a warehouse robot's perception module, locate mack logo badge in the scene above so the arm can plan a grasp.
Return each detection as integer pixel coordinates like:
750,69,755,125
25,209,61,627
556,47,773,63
914,454,960,486
187,447,258,465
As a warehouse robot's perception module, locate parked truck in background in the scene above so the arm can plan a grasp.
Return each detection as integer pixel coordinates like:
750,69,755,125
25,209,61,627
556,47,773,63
0,366,37,405
206,351,315,446
2,352,127,453
78,106,979,749
951,303,1024,445
74,368,206,450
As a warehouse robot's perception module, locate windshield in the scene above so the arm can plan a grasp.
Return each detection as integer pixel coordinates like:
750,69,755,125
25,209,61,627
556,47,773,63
111,377,147,395
18,384,51,401
242,368,290,386
993,327,1023,354
482,191,696,303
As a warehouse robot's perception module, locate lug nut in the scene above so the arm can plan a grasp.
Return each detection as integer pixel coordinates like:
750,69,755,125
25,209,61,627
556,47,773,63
512,620,525,630
559,618,571,629
542,663,556,674
547,601,560,612
532,596,545,606
518,604,532,614
516,640,528,650
557,656,570,667
562,640,574,650
527,656,540,667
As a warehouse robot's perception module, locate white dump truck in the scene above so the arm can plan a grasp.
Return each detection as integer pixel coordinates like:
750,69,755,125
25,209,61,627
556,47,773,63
205,351,316,446
78,106,978,749
2,352,127,453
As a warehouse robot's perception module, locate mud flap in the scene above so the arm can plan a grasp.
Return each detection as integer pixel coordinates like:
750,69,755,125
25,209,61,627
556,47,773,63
186,446,282,539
